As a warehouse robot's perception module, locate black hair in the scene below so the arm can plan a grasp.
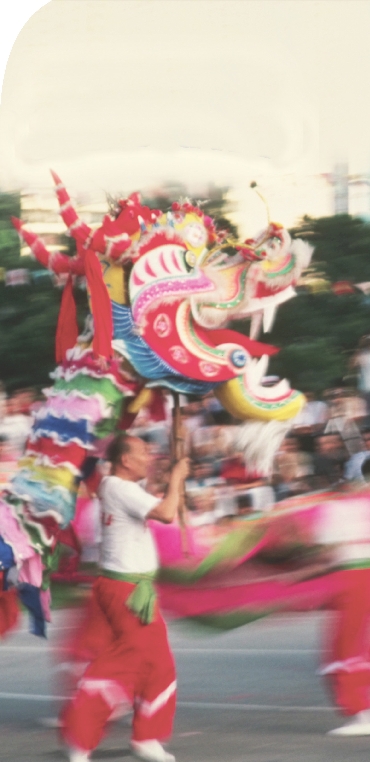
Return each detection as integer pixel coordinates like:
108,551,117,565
105,433,133,467
361,457,370,481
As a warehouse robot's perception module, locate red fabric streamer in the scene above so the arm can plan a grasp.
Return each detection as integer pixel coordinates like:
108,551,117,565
148,389,167,422
83,248,113,360
55,274,79,363
58,523,81,555
26,438,87,470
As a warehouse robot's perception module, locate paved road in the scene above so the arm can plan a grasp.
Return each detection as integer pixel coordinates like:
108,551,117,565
1,609,370,762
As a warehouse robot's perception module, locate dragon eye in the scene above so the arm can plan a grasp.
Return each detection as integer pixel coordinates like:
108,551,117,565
185,251,196,269
230,349,248,369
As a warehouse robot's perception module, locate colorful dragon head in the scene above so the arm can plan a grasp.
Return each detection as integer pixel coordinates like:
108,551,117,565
12,171,313,424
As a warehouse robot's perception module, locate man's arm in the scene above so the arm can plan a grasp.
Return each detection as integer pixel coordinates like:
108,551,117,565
148,458,189,523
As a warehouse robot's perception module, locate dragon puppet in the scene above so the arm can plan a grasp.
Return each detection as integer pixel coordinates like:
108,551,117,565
0,171,313,636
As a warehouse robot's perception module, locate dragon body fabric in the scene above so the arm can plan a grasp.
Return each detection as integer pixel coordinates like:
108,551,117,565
0,172,313,635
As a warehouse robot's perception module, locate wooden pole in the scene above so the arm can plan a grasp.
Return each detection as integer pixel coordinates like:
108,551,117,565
172,392,189,556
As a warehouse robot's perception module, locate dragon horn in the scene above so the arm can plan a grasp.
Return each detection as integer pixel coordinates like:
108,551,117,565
11,217,84,274
50,170,92,245
11,217,52,269
250,181,271,225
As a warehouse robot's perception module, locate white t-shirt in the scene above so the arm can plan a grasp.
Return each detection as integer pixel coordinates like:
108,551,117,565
0,414,32,455
98,476,160,574
357,351,370,392
316,497,370,565
293,400,328,428
344,451,370,482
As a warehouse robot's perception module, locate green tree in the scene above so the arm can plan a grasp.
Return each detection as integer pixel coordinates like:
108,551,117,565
0,192,85,393
266,215,370,393
291,214,370,284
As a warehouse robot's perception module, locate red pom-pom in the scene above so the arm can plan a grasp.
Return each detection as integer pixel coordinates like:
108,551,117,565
172,202,181,211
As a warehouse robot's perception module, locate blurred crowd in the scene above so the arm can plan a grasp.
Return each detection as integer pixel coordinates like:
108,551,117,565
129,384,370,528
3,334,370,531
0,385,35,488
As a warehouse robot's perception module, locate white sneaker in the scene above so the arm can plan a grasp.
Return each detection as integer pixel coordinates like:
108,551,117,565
328,709,370,736
68,748,91,762
130,739,175,762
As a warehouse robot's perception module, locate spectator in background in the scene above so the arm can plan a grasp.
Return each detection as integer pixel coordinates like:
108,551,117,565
344,429,370,483
350,335,370,415
0,381,6,420
219,451,261,487
324,388,363,456
341,388,368,425
293,391,328,453
186,461,226,526
181,399,205,433
312,433,346,489
14,387,36,416
272,435,313,500
0,393,33,458
293,391,329,433
190,425,231,473
201,394,225,424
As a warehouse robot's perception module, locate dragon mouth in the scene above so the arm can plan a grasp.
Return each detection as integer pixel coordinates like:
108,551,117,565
245,355,291,401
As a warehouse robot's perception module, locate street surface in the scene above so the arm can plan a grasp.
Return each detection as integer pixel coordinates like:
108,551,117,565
1,609,370,762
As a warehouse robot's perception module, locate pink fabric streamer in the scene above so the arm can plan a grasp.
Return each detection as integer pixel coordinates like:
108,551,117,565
149,520,205,564
157,573,339,619
40,393,107,424
0,499,37,566
18,553,43,589
151,489,370,622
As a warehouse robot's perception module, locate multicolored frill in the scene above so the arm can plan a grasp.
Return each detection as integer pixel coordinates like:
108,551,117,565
0,347,134,636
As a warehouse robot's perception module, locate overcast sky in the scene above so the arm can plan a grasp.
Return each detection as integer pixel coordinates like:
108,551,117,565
0,1,370,231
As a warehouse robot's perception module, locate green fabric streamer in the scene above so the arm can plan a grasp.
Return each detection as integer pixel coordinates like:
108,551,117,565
101,569,157,624
335,559,370,571
94,397,123,438
42,544,63,591
187,606,275,632
53,374,124,438
54,375,123,404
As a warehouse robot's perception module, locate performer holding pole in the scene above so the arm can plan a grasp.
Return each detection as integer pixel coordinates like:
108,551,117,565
61,432,189,762
171,393,189,553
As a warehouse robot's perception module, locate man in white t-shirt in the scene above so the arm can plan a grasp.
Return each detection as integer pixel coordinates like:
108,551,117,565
61,434,189,762
316,493,370,736
288,484,370,736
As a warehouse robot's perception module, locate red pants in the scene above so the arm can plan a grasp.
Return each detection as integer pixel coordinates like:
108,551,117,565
322,568,370,716
0,587,19,637
61,576,176,753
